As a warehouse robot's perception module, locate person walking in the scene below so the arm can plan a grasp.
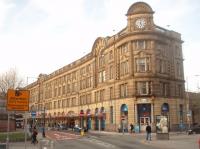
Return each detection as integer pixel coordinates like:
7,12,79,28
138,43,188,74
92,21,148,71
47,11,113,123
146,123,151,141
130,123,134,133
31,127,38,144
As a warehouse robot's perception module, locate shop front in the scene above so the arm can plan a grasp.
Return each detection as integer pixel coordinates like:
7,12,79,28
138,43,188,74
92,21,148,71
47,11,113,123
120,104,128,132
137,103,151,132
86,109,92,129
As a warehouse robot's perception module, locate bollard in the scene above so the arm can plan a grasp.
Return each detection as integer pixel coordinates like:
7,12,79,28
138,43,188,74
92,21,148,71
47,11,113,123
198,138,200,149
50,140,55,149
80,129,84,136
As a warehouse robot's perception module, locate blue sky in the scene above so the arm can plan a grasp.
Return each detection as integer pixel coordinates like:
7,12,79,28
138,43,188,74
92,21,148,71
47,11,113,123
0,0,200,91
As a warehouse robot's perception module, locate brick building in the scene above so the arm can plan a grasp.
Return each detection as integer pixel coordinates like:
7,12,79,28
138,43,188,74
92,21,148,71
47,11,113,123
27,2,185,132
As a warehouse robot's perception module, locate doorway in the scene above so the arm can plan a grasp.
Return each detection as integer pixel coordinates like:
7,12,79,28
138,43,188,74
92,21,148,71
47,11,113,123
140,117,150,131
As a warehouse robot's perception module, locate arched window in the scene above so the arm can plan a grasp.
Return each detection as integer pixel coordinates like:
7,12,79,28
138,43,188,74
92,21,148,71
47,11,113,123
161,103,169,114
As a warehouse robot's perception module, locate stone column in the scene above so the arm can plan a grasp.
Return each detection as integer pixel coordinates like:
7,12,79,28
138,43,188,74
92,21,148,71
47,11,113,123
134,103,138,124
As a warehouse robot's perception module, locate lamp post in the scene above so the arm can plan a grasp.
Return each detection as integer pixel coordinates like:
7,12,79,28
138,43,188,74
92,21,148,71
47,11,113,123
26,77,38,128
42,106,46,138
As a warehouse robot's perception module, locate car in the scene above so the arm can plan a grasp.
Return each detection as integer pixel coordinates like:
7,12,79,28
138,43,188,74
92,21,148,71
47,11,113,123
74,125,82,132
60,124,68,130
54,124,68,131
187,125,200,134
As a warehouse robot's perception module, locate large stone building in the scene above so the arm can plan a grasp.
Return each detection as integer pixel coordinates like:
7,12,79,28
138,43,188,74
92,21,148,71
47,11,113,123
27,2,186,132
187,92,200,125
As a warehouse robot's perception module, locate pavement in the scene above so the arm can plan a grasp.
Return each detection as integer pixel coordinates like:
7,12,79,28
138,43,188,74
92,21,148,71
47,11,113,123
6,131,200,149
88,130,200,149
8,132,53,149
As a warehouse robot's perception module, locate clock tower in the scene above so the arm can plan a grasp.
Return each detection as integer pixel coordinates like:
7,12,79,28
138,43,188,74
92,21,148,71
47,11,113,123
126,2,155,32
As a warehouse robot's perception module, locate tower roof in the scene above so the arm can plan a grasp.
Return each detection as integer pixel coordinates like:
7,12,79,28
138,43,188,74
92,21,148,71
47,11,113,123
126,2,154,16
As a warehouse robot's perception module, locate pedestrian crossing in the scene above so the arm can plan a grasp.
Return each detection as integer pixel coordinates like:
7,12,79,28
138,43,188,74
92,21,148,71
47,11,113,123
47,131,80,141
81,136,116,148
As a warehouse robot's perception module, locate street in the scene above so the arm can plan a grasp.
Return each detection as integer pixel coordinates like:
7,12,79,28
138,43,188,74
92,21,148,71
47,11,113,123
8,130,200,149
47,130,159,149
43,130,200,149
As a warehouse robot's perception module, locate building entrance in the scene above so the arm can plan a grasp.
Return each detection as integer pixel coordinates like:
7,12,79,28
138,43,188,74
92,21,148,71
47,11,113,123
140,117,150,131
137,103,151,132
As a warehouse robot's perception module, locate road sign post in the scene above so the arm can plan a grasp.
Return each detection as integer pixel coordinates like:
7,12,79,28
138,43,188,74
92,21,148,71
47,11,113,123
7,89,30,149
7,89,30,111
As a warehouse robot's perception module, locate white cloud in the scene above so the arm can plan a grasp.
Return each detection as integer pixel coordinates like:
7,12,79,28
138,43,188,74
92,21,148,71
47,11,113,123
0,0,15,30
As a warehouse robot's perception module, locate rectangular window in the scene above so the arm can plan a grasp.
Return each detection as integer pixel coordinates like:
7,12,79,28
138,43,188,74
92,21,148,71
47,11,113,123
67,84,70,93
66,98,70,107
54,101,57,109
67,74,71,82
54,88,57,97
100,89,105,101
102,71,106,82
72,71,77,80
160,82,170,97
72,97,76,106
136,58,150,72
120,44,128,54
110,87,113,100
95,91,100,102
86,64,91,72
121,60,129,76
109,51,113,59
99,71,106,83
72,83,75,92
137,81,151,95
177,62,182,77
99,54,105,67
177,84,182,97
62,85,65,95
120,83,128,98
109,65,113,79
86,94,91,104
58,87,61,96
62,99,65,108
136,40,146,49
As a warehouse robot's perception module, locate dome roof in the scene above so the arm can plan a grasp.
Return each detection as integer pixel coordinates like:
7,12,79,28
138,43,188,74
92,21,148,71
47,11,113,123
126,2,154,16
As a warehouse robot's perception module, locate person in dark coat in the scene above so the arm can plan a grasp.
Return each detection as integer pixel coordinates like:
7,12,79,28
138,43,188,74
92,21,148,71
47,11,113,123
31,127,38,144
130,123,134,133
146,123,151,141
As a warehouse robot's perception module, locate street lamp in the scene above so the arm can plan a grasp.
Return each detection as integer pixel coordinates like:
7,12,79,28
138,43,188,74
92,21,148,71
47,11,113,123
42,106,46,138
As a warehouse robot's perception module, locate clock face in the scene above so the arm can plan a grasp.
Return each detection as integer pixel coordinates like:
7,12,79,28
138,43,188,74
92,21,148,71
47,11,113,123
135,18,146,29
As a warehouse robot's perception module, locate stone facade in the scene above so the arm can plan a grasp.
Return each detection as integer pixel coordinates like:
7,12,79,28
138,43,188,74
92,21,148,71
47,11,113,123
27,2,185,132
187,92,200,125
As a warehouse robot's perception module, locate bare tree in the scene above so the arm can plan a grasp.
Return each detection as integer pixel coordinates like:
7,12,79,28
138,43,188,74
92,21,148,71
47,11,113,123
0,68,24,95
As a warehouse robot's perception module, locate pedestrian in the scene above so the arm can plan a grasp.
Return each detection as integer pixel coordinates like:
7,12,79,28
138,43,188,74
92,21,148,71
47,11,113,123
146,123,151,141
31,127,38,144
118,124,121,133
130,123,134,133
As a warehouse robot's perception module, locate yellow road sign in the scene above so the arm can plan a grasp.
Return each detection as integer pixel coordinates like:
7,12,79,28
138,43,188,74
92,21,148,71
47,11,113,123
7,89,30,111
